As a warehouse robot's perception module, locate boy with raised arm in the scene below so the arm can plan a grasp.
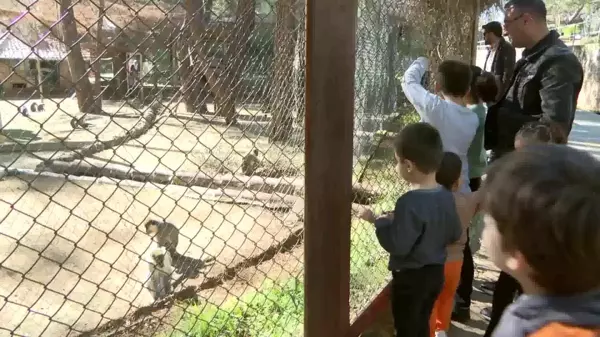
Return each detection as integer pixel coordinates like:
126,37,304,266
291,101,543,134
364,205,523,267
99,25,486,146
401,58,479,193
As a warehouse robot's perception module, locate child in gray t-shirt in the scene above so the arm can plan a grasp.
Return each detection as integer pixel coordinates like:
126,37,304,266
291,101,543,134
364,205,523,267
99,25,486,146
360,122,462,337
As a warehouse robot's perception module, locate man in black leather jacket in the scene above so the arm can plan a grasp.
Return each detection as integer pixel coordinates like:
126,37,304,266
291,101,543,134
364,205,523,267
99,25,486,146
482,1,583,336
484,0,583,161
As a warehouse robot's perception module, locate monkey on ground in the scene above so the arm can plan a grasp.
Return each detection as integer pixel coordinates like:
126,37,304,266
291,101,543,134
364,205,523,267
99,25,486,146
242,149,261,176
145,219,180,255
145,246,174,301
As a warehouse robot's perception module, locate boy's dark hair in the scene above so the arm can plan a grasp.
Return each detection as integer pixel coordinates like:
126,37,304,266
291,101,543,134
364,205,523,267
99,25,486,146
481,144,600,295
505,0,547,21
394,122,443,174
436,152,462,190
436,60,472,97
515,121,553,145
470,66,498,103
515,120,567,145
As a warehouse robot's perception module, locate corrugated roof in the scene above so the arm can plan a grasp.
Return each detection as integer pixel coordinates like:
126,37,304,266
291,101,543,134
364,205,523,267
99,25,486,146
0,29,67,60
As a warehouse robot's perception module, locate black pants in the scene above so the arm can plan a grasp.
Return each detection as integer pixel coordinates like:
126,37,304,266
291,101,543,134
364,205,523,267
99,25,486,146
483,271,523,337
454,177,481,307
391,265,444,337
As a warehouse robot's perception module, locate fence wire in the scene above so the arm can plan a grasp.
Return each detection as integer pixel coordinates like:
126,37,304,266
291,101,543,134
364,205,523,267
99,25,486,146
349,0,485,323
0,0,487,335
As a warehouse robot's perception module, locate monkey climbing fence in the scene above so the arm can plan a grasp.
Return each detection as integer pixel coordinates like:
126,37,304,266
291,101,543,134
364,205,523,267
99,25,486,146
0,0,488,335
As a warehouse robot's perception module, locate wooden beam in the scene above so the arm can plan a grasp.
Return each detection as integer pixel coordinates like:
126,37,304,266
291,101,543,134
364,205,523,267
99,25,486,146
304,0,357,334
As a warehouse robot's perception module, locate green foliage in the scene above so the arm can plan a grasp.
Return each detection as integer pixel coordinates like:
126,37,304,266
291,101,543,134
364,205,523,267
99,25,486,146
398,110,420,127
175,279,304,337
556,22,584,37
350,220,391,311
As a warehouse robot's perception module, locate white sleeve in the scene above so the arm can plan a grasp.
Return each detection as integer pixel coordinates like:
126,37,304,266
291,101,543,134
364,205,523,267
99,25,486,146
401,57,444,125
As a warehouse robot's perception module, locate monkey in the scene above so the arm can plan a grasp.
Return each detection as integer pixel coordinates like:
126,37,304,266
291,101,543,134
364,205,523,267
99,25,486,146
241,149,260,176
19,106,29,117
145,246,174,301
70,117,91,129
145,219,179,256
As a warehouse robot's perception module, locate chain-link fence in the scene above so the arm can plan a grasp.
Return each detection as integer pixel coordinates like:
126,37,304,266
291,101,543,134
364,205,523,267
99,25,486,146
349,0,491,324
0,0,490,335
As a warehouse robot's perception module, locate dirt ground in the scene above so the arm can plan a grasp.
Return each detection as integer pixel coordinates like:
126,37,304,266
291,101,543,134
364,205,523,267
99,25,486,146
0,99,304,175
0,175,300,337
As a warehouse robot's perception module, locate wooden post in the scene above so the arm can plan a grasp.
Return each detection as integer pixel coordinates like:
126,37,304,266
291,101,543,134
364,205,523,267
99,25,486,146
304,0,357,335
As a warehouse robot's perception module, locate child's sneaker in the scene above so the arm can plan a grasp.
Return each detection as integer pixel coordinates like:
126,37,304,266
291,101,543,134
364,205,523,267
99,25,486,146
451,304,471,323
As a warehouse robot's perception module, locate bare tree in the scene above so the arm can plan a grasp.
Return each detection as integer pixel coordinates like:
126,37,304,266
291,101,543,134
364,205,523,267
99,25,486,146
183,0,239,125
92,0,105,113
178,23,210,115
219,0,256,124
59,0,100,126
268,0,296,142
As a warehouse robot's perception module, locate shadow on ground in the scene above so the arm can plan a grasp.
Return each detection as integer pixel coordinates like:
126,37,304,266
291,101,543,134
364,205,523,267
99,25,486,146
1,129,42,143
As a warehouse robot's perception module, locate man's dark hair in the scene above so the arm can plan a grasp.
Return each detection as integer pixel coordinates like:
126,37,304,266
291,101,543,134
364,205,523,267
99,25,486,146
436,60,472,97
505,0,547,20
481,145,600,295
482,21,503,38
394,122,443,174
436,152,462,190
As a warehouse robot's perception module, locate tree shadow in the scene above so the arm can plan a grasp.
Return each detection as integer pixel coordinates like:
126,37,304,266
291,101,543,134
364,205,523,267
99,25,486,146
1,129,42,143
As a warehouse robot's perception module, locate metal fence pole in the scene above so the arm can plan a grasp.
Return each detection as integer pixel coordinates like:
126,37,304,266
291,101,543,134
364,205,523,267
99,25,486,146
304,0,358,335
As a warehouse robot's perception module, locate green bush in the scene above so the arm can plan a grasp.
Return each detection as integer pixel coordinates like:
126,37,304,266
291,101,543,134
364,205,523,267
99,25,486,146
174,279,304,337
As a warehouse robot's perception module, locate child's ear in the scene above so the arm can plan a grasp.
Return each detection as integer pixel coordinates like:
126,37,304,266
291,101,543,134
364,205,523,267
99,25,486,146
434,81,441,93
405,159,415,173
505,250,527,275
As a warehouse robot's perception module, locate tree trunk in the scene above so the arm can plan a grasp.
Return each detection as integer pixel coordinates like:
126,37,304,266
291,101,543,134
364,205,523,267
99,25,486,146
35,159,377,201
218,0,256,124
184,0,237,124
60,0,100,118
93,0,105,112
178,42,209,115
268,0,296,142
383,21,399,115
35,59,44,103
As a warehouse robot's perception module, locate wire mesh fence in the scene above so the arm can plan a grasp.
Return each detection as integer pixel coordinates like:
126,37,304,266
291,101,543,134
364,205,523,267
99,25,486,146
348,0,486,321
0,0,489,335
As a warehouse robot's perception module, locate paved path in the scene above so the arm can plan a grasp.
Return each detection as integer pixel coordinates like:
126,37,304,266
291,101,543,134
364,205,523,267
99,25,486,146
568,111,600,158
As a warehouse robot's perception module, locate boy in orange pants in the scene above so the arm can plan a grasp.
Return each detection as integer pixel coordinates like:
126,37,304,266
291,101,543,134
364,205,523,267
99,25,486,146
429,152,480,337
